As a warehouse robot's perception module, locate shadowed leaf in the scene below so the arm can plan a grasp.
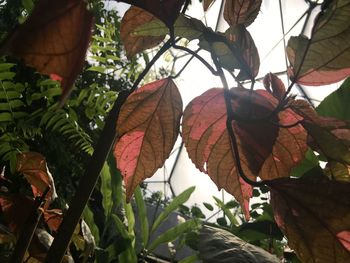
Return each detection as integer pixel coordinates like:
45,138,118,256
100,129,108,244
16,152,57,203
1,0,93,103
114,78,182,201
287,1,350,85
224,0,262,27
119,0,185,28
263,73,286,100
121,6,165,59
268,177,350,263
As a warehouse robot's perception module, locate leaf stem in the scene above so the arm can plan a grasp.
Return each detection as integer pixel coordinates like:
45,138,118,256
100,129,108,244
44,39,173,263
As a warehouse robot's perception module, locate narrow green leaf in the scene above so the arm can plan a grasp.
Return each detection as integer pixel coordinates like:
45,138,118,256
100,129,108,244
134,186,149,247
0,63,15,71
87,66,106,74
178,254,199,263
0,72,15,80
83,206,100,245
203,202,214,211
100,162,113,217
213,196,239,227
111,214,130,240
0,112,12,122
151,186,195,233
148,219,197,252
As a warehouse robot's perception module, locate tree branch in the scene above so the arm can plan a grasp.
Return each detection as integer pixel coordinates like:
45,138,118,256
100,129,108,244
44,39,173,263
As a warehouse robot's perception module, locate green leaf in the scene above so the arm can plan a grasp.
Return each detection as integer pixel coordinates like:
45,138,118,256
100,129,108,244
290,148,320,177
21,0,34,12
213,196,239,227
134,186,149,247
178,254,200,263
316,77,350,121
83,206,100,245
287,1,350,85
0,72,15,80
0,63,15,71
203,202,214,211
151,186,195,233
100,162,113,217
87,66,106,74
147,219,197,252
0,112,12,122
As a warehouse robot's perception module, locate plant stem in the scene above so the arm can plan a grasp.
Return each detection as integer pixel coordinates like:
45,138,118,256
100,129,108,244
44,39,173,263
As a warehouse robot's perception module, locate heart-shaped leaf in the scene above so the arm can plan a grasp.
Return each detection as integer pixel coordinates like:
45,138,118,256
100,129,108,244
114,78,182,201
287,0,350,85
268,177,350,263
121,6,165,59
1,0,93,103
224,0,262,27
182,88,307,218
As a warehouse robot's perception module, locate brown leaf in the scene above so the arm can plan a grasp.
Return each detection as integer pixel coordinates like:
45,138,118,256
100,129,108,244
268,177,350,263
263,73,286,100
203,0,216,11
114,78,182,201
16,152,57,203
224,0,262,27
44,209,63,232
119,0,185,28
1,0,93,103
325,161,350,182
182,88,307,218
121,6,165,59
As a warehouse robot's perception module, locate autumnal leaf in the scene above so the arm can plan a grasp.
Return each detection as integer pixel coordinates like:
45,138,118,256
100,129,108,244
291,100,350,166
0,0,93,103
317,77,350,121
114,78,182,201
121,7,165,59
182,88,307,218
119,0,185,28
16,152,57,203
287,1,350,85
263,73,286,100
268,177,350,263
198,225,280,263
224,0,262,27
203,0,216,11
44,209,63,232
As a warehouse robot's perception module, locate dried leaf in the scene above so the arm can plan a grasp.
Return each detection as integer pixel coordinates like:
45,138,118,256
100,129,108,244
16,152,57,203
224,0,262,27
121,6,165,59
182,88,307,218
203,0,216,11
263,73,286,100
114,78,182,201
1,0,93,102
119,0,185,28
287,1,350,85
268,177,350,263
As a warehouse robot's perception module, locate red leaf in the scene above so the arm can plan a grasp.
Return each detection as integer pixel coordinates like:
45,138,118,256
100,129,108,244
119,0,185,28
268,177,350,262
16,152,57,204
1,0,93,103
121,7,165,59
114,78,182,201
44,209,63,232
224,0,262,27
182,88,307,218
263,73,286,100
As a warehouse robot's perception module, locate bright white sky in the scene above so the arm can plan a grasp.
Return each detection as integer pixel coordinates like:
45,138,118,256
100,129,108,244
109,0,340,219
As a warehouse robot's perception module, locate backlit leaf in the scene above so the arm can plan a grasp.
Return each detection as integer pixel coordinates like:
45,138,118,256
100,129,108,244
224,0,262,27
268,177,350,263
16,152,57,203
119,0,185,28
1,0,93,103
263,73,286,101
287,0,350,85
182,88,307,219
203,0,216,11
121,7,165,59
291,100,350,167
114,78,182,201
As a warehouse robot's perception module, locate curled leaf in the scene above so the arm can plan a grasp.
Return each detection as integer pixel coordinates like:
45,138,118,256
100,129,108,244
1,0,93,103
224,0,262,27
121,6,165,59
114,78,182,201
263,73,286,100
268,177,350,263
